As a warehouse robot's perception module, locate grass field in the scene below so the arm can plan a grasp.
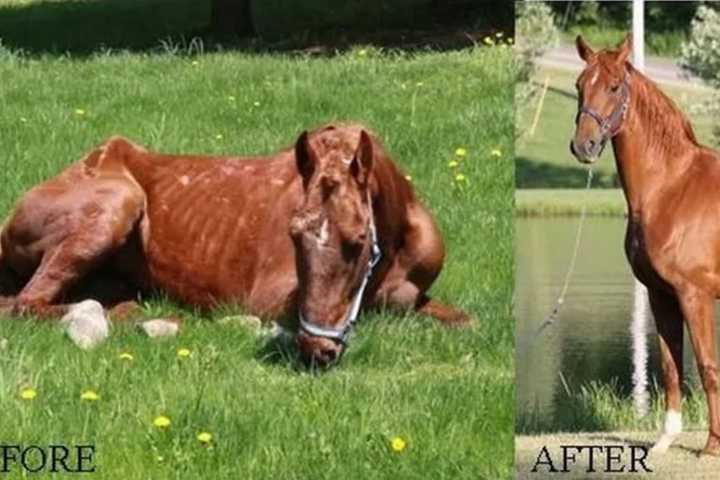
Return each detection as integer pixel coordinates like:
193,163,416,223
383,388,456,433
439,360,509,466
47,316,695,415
515,188,626,217
516,67,717,190
0,34,515,480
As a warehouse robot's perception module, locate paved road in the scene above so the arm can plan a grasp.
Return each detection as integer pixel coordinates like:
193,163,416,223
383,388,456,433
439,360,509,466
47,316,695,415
538,44,710,90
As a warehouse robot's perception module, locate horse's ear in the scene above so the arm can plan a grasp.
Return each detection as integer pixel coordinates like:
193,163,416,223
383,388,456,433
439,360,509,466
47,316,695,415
576,35,595,63
295,131,316,186
616,33,632,65
351,130,373,187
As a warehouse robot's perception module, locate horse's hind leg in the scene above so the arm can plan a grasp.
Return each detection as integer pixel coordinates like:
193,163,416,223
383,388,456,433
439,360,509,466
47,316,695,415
648,288,684,454
677,288,720,456
14,201,145,320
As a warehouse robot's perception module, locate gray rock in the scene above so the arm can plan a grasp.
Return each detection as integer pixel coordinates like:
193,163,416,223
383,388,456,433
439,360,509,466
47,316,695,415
141,319,179,338
217,315,262,330
61,300,110,350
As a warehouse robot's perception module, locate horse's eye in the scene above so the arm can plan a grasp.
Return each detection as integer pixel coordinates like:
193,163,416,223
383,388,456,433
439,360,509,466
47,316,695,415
610,84,620,93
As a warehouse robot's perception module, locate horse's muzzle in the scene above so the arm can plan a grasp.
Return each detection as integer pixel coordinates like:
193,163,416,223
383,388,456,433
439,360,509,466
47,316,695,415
296,332,344,368
570,138,603,164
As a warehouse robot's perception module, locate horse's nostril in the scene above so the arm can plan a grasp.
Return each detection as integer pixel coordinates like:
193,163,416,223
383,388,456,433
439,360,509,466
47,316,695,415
587,139,596,151
320,347,338,364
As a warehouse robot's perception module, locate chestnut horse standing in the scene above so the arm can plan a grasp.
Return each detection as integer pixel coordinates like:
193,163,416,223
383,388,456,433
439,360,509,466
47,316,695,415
571,35,720,456
0,123,469,366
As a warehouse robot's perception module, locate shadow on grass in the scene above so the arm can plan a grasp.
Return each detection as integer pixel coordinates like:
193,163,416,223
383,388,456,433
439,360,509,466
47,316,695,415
0,0,514,57
515,157,620,189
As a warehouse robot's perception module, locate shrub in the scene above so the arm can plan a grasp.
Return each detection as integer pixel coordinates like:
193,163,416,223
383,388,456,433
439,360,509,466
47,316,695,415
679,5,720,142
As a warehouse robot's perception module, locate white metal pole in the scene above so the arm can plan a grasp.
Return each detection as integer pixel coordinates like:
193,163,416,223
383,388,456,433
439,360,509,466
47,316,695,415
630,0,650,418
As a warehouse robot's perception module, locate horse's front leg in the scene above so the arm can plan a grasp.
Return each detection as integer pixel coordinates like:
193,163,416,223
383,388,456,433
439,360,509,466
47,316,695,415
647,288,684,454
678,287,720,456
372,205,471,326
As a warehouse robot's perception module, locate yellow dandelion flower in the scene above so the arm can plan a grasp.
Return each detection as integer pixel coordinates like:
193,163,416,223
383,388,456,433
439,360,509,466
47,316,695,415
20,117,27,123
404,175,412,182
507,38,514,45
157,456,164,463
357,49,368,57
483,37,494,46
74,109,85,116
415,82,424,87
228,95,236,101
495,32,504,38
177,348,191,358
20,388,37,400
390,437,407,453
455,148,467,157
119,352,134,361
448,160,459,168
491,148,502,157
215,134,223,140
153,415,171,429
80,390,99,401
191,60,199,66
253,101,261,107
197,432,213,444
455,173,467,182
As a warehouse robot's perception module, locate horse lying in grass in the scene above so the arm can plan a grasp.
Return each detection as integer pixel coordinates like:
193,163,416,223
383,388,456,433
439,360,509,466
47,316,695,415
0,123,469,366
571,35,720,456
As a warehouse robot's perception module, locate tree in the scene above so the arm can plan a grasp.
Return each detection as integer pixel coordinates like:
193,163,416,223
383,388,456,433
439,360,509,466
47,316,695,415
211,0,255,36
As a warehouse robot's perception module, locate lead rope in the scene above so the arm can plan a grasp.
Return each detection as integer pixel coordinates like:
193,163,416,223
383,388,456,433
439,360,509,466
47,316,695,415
531,167,594,340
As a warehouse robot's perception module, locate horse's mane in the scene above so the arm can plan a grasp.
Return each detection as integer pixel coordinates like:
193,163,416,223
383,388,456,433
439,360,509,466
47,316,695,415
625,62,700,152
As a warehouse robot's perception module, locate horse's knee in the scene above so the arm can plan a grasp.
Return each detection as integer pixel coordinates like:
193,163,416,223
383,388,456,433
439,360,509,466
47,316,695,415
699,363,719,392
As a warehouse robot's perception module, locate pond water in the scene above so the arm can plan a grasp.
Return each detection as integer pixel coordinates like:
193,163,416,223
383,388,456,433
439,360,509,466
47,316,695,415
515,216,718,429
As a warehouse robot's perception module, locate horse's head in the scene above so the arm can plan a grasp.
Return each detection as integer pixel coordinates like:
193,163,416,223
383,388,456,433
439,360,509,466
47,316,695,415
571,34,632,164
289,128,380,367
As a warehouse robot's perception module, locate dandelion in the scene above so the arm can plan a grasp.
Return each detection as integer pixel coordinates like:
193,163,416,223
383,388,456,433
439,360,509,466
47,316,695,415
191,60,199,66
390,437,407,453
153,415,171,429
80,390,99,402
177,347,191,358
215,134,223,140
119,352,134,361
157,456,164,463
19,117,27,123
197,432,213,444
404,175,412,182
357,49,368,57
455,147,467,157
253,101,261,107
495,32,504,38
415,82,424,87
483,37,494,46
20,388,37,401
491,148,502,158
507,38,514,45
74,109,86,116
448,160,459,168
228,95,236,101
455,173,467,182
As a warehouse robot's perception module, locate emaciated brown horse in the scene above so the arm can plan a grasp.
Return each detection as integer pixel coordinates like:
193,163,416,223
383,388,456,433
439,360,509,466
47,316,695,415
0,123,469,366
571,35,720,456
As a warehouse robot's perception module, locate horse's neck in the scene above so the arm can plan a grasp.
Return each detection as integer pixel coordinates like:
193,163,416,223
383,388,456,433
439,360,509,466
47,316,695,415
611,76,698,217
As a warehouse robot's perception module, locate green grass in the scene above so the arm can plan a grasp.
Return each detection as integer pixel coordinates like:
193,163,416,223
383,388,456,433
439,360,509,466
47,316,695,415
516,67,717,190
561,26,687,58
515,189,626,217
0,43,515,478
517,379,708,435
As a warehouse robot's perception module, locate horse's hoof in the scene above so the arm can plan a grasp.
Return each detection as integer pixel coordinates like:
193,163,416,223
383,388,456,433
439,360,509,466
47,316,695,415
700,438,720,457
650,434,676,454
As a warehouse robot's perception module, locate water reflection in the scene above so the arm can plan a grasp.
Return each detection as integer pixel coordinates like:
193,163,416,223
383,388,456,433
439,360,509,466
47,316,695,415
515,216,713,431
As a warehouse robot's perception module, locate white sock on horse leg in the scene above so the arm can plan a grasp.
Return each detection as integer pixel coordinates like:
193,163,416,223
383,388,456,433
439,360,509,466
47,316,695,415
651,410,682,453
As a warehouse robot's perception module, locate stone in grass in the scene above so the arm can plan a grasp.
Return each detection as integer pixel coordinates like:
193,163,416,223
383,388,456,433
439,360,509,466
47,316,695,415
217,315,263,331
61,300,110,350
141,318,181,338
